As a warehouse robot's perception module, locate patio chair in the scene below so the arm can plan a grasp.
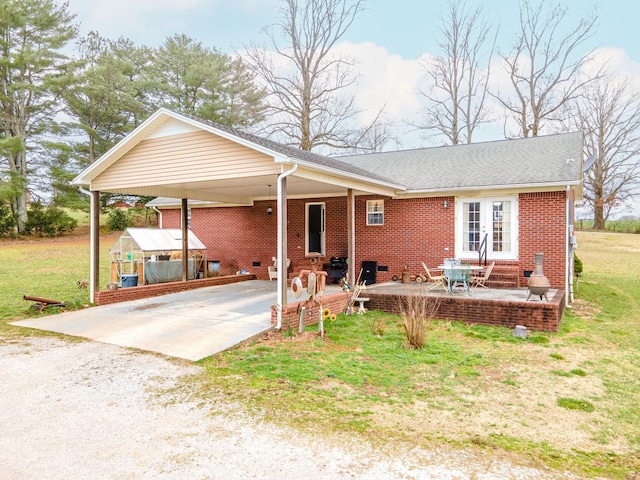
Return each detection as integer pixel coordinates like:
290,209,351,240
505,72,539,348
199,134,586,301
471,261,495,289
268,257,291,281
421,262,447,291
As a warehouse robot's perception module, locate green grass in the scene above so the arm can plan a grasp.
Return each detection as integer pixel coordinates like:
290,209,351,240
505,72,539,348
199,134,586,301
557,398,595,413
2,230,640,478
0,232,115,337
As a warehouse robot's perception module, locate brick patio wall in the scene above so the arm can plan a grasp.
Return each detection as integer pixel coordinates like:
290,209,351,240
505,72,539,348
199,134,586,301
160,189,569,290
364,289,565,332
94,274,256,305
271,291,351,330
269,288,564,332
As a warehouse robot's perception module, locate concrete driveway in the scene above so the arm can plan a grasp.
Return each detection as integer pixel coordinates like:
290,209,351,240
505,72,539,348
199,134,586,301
13,280,283,361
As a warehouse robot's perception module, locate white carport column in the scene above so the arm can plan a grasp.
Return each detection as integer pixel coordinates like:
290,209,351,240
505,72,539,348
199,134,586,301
90,190,100,303
347,188,356,288
276,164,298,329
181,199,189,282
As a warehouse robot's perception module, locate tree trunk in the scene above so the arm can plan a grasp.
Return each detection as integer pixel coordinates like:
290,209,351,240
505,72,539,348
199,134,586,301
593,202,605,230
15,193,27,233
8,150,29,233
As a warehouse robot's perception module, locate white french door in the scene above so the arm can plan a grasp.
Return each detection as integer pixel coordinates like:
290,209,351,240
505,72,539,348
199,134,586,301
456,196,517,260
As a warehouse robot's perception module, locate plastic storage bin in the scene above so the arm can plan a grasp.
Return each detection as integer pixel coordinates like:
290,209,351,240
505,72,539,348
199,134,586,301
121,274,138,288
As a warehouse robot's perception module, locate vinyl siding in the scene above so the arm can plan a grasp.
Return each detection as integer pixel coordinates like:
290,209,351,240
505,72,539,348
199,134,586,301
92,130,280,191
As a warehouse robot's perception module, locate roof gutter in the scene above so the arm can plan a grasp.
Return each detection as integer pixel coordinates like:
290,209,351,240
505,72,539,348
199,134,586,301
403,180,582,196
276,163,298,330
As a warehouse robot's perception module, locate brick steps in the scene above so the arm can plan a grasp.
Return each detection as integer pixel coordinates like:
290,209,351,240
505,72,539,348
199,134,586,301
486,265,519,289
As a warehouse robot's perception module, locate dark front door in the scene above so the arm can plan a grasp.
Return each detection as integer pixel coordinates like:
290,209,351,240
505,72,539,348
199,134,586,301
307,203,325,255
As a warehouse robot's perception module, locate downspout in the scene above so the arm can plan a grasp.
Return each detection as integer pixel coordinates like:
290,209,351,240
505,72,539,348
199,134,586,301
276,163,298,329
566,185,572,308
152,206,162,228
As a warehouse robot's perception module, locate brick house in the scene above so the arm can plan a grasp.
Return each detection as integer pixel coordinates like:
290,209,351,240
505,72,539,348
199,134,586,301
74,109,583,326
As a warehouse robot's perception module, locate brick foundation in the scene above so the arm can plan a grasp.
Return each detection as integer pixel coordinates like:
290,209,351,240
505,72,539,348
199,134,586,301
94,274,256,305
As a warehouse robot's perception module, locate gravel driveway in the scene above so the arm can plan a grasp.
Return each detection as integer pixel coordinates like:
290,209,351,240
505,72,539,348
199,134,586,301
0,337,578,479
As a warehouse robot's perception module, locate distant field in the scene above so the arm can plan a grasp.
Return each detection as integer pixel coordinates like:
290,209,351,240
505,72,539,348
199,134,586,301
575,218,640,233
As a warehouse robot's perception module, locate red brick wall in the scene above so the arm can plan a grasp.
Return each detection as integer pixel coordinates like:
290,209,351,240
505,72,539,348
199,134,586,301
95,274,256,305
518,191,567,289
271,288,564,332
365,289,565,332
160,190,568,290
354,195,454,283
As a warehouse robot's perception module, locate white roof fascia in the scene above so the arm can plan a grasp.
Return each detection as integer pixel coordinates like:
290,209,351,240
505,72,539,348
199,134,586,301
279,159,405,193
401,180,582,197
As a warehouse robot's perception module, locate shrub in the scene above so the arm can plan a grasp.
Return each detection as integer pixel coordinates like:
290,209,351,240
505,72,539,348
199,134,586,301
106,208,133,232
397,291,440,349
24,202,77,237
0,205,17,237
574,253,583,276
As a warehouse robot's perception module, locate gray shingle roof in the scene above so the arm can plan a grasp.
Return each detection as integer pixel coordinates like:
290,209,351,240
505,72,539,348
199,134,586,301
335,132,584,191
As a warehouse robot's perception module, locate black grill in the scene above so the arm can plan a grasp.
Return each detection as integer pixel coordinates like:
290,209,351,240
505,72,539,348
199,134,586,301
323,256,348,282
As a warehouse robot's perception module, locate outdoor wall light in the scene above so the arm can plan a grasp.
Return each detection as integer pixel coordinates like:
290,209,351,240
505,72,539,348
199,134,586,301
267,184,273,214
443,200,449,209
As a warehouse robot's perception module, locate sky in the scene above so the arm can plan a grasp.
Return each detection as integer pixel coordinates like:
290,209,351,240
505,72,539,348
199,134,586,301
64,0,640,215
65,0,640,61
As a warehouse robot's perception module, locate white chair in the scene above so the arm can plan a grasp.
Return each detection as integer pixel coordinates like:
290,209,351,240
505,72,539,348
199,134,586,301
268,257,291,281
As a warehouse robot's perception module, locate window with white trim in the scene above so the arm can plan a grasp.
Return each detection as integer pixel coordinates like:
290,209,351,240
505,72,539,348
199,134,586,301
456,196,517,260
366,200,384,225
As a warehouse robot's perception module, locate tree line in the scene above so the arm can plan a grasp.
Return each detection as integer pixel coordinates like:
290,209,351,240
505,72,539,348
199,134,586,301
1,0,639,234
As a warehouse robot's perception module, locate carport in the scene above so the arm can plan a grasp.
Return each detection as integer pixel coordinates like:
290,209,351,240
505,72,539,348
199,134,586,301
73,108,402,328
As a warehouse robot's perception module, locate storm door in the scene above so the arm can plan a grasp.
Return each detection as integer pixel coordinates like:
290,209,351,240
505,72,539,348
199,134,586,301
306,202,325,256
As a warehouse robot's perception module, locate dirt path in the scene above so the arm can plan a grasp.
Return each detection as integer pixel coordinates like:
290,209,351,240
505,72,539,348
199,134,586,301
0,336,581,479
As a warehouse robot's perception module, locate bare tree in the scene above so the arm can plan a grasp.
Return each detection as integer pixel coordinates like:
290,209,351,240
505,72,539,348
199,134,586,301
246,0,367,152
494,0,600,138
417,0,496,144
569,77,640,229
348,106,401,153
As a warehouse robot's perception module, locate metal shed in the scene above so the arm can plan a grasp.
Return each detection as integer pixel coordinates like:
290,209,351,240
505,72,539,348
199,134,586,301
109,228,207,286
